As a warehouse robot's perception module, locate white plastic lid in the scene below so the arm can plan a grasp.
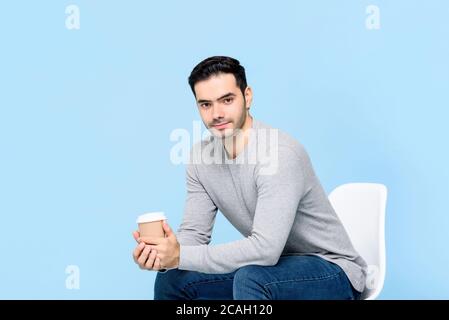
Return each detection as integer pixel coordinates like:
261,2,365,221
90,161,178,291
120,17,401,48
136,212,166,223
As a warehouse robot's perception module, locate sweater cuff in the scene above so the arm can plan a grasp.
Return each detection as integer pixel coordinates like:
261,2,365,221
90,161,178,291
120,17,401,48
157,265,178,273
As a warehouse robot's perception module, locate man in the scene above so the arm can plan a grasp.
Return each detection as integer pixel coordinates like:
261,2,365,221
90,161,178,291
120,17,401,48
132,56,367,300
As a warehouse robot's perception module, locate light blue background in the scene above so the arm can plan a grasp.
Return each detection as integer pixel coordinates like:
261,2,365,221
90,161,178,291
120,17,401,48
1,1,448,299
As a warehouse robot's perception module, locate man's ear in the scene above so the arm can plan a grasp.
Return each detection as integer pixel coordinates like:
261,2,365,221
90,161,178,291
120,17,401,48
244,86,253,109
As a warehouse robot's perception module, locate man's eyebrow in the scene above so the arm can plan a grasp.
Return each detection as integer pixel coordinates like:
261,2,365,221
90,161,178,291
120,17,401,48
197,92,236,104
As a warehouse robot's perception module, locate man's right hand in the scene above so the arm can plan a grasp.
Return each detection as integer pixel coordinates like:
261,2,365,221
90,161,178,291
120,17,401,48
132,231,163,271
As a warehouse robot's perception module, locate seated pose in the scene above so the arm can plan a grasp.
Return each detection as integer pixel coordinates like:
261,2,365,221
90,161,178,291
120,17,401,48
133,56,366,300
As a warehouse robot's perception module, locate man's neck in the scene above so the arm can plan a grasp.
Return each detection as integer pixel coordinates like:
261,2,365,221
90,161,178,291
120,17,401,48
223,115,253,160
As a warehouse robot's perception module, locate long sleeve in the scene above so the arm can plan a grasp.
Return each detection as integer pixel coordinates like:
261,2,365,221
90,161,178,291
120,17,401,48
176,162,218,246
178,145,310,274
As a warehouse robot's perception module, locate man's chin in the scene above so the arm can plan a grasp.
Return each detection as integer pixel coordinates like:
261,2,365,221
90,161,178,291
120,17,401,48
209,127,235,138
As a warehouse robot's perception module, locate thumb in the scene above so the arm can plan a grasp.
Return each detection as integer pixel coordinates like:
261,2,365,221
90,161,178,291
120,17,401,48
162,220,173,237
132,231,140,243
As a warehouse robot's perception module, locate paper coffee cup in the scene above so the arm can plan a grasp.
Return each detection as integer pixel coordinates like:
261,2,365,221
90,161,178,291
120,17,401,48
136,211,166,241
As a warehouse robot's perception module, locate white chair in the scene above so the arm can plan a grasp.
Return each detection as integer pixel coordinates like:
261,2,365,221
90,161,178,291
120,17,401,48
328,183,387,300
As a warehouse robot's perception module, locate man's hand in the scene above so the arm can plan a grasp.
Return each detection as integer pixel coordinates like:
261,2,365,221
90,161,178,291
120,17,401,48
132,231,164,271
139,221,180,270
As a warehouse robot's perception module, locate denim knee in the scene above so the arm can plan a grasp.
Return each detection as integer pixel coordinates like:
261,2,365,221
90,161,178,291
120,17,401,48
233,265,270,300
154,269,192,300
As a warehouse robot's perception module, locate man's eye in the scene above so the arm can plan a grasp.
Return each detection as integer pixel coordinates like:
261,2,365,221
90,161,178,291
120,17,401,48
201,103,210,108
224,98,233,104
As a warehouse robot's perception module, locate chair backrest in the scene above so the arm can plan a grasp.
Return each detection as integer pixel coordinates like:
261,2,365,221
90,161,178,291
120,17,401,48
328,183,387,300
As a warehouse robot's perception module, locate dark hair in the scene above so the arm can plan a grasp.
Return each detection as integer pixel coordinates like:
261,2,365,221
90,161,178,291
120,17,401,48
188,56,247,96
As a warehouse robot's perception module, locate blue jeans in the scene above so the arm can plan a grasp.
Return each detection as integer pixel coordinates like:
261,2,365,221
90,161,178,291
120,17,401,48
154,255,361,300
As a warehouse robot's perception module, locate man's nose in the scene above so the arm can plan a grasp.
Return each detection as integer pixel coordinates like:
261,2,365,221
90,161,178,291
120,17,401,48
212,104,225,120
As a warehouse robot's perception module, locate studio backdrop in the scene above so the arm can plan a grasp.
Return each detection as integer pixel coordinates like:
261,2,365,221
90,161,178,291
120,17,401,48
0,0,448,299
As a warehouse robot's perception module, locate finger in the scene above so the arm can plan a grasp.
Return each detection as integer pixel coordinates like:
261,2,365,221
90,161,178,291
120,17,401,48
133,242,145,263
138,236,165,245
145,249,157,269
153,257,162,271
137,245,152,268
132,231,140,243
162,221,173,237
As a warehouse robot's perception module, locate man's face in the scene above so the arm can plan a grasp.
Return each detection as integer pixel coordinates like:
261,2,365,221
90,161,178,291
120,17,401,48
194,73,252,138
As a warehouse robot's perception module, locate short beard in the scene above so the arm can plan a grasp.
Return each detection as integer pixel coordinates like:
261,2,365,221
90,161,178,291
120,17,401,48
222,98,247,140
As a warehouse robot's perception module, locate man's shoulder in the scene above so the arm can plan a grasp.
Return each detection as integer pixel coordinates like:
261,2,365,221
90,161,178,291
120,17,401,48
254,119,308,160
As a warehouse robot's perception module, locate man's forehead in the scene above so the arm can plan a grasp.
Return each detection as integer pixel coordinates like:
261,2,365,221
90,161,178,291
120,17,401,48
194,74,239,100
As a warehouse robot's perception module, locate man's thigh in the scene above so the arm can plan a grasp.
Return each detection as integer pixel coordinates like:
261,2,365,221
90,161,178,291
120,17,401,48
234,255,357,300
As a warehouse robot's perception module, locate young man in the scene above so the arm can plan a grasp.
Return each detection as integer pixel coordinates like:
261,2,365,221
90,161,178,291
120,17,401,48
132,56,367,300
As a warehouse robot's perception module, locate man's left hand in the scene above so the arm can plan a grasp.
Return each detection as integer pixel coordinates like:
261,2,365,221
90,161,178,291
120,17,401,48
139,221,180,270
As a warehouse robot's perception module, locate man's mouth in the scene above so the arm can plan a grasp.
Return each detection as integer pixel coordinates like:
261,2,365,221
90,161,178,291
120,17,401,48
212,122,230,130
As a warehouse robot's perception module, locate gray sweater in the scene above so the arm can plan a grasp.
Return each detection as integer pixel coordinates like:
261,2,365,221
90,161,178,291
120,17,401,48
177,118,367,292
